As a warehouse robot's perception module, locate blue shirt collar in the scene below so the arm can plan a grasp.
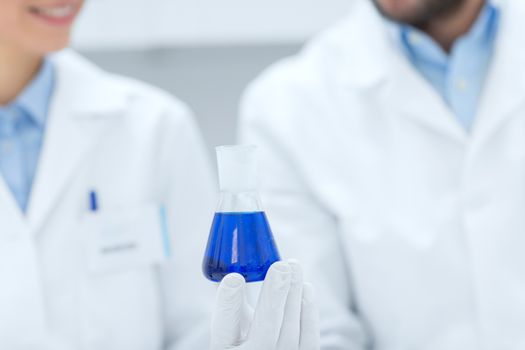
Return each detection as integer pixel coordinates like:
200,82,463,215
14,57,55,128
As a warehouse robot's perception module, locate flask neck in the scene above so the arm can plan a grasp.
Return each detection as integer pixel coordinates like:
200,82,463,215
216,191,263,213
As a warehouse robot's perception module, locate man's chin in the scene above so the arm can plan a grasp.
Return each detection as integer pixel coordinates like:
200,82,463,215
371,0,465,25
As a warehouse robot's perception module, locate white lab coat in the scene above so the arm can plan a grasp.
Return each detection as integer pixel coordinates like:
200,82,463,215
0,51,217,350
240,0,525,349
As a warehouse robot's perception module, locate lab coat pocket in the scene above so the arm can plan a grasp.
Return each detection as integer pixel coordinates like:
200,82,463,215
82,203,170,274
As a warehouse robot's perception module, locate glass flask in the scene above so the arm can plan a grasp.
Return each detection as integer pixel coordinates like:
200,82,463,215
202,145,281,282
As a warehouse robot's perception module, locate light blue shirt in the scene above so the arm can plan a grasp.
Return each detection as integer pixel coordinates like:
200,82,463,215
0,59,54,212
397,1,500,131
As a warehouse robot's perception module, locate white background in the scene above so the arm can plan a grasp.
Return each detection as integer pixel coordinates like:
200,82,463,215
72,0,353,49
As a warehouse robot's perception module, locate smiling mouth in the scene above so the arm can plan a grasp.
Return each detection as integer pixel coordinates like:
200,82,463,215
28,3,77,20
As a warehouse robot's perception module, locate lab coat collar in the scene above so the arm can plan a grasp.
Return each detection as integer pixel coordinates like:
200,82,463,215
336,0,525,143
334,1,389,89
0,177,27,239
334,1,466,142
470,0,525,148
49,49,130,117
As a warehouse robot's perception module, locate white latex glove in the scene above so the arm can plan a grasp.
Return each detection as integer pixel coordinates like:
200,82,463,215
211,260,320,350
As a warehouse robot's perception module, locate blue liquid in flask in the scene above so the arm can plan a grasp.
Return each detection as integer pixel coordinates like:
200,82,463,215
203,211,281,282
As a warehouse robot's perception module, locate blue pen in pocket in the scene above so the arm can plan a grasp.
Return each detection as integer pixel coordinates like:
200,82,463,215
89,190,98,212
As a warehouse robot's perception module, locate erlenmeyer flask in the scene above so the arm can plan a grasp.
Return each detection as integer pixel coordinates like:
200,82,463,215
203,145,281,282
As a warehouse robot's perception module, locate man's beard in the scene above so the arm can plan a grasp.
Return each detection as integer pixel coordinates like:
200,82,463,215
372,0,467,26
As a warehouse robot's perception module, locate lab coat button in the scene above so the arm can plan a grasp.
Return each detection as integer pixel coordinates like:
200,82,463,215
456,78,469,92
408,31,422,45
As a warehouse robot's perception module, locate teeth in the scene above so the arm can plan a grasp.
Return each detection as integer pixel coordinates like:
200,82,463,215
32,4,75,18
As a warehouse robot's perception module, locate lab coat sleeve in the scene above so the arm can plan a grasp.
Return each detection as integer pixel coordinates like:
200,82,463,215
239,78,372,350
153,102,217,350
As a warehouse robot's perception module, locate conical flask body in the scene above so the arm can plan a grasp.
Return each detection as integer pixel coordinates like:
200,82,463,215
203,145,281,282
203,211,280,282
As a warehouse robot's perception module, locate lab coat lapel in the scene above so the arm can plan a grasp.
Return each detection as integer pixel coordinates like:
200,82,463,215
384,52,467,143
0,176,27,239
471,0,525,150
26,51,129,232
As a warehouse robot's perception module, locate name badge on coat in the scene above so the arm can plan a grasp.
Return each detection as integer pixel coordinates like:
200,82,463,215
82,201,171,274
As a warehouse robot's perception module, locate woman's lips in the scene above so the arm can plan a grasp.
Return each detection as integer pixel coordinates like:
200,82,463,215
28,3,79,26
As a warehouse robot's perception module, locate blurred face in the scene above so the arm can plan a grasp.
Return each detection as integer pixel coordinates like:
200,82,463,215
0,0,83,55
373,0,465,24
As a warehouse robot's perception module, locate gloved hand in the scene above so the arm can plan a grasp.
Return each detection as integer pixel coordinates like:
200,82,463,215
210,260,320,350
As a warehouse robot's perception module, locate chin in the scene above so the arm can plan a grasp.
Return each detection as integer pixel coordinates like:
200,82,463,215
373,0,465,24
374,0,423,22
40,36,71,53
18,31,72,55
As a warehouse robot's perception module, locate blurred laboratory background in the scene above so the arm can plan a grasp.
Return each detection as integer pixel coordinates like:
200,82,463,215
72,0,352,155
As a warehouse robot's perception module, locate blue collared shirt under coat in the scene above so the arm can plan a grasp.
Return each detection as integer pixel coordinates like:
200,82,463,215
0,58,55,212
